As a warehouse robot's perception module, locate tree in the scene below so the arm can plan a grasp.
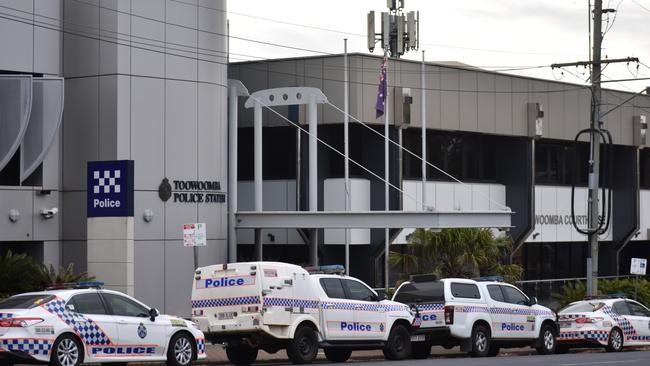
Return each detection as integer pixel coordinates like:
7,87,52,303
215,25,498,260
0,250,41,299
36,263,95,289
390,228,522,284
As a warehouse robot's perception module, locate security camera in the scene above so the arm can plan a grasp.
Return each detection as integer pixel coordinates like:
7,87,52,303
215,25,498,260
40,207,59,219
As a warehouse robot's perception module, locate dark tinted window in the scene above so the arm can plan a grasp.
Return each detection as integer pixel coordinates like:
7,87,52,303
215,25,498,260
501,286,528,305
69,293,107,315
613,301,631,316
103,294,149,317
627,301,650,317
393,282,444,304
450,283,480,299
320,278,346,299
343,280,376,301
0,295,54,309
487,285,505,302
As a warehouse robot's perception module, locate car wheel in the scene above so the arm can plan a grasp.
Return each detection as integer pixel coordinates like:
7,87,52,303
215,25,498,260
487,345,500,357
51,334,83,366
382,324,411,360
606,328,623,352
536,324,556,355
469,324,491,357
323,349,352,363
166,333,196,366
410,342,430,359
226,344,258,366
555,345,569,354
286,325,318,364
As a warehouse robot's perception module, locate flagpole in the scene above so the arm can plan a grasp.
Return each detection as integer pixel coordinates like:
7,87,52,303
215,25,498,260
343,39,350,275
421,50,426,211
384,50,390,292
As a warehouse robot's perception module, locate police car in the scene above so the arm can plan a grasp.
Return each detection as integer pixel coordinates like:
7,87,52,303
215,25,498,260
557,297,650,352
393,276,557,358
0,282,206,366
191,262,415,365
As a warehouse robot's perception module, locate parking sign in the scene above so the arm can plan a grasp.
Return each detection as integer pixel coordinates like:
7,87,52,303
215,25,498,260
630,258,647,275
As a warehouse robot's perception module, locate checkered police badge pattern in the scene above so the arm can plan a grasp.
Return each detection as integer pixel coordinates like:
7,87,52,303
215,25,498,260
42,298,112,345
0,339,52,356
415,303,444,311
602,306,637,336
196,339,206,354
0,313,12,319
93,170,121,194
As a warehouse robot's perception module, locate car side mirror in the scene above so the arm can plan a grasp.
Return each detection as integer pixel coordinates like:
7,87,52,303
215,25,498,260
149,308,159,321
377,293,388,301
528,297,537,306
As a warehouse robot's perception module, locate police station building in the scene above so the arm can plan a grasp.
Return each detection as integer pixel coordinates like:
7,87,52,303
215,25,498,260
0,0,228,316
229,54,650,298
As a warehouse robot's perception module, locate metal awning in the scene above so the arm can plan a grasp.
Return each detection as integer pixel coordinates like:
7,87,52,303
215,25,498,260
235,210,512,229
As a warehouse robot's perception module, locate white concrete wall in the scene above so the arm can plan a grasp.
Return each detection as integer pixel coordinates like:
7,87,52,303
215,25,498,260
526,186,612,243
394,180,506,244
324,178,371,245
632,190,650,241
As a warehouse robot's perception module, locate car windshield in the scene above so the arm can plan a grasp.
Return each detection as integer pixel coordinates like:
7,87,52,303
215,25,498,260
559,302,605,313
0,294,55,309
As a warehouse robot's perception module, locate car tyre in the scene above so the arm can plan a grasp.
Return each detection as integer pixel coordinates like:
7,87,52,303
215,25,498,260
555,345,569,354
50,334,83,366
225,344,258,366
606,328,623,352
166,333,196,366
487,345,500,357
468,324,491,357
535,324,556,355
382,324,411,360
323,349,352,363
286,325,319,364
410,342,430,359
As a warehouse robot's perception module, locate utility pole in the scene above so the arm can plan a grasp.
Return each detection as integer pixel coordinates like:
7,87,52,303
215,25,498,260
588,0,603,297
551,1,638,297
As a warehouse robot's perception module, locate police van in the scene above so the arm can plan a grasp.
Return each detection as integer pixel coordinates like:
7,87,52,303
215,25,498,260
191,262,415,365
392,276,557,358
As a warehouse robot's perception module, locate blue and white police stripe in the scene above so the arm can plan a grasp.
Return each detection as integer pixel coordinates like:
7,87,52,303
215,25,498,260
559,330,609,342
0,313,12,319
43,298,112,345
415,303,444,311
0,338,52,356
196,339,206,354
263,298,320,309
191,296,260,308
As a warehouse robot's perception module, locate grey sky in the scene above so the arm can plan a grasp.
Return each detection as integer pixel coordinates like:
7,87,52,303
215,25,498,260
227,0,650,92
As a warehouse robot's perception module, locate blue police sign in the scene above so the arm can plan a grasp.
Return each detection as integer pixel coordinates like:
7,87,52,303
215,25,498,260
87,160,134,217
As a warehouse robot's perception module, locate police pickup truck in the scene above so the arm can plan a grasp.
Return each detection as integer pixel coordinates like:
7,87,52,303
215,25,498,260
191,262,415,365
392,276,557,358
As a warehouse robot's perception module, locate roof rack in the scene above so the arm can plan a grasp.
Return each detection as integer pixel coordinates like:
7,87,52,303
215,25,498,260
473,275,504,282
409,274,439,283
46,281,105,291
304,265,345,275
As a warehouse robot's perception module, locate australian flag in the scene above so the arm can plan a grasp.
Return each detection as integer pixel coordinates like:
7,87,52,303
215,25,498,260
375,56,388,119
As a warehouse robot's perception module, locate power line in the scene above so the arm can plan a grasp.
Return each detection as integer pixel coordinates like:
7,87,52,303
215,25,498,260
175,0,584,58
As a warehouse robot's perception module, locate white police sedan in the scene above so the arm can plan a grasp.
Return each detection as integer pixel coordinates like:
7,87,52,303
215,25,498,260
0,282,206,366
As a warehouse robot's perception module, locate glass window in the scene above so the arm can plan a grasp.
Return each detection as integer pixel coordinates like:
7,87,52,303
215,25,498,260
559,302,604,313
343,280,376,301
501,286,528,305
0,295,54,309
613,301,631,316
320,278,346,299
450,283,481,299
627,301,650,317
393,282,444,304
102,293,149,317
487,285,505,302
68,293,107,315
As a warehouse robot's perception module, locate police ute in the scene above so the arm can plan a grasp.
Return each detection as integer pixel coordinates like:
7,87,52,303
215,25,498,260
191,262,415,365
392,276,557,358
556,297,650,352
0,282,206,366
